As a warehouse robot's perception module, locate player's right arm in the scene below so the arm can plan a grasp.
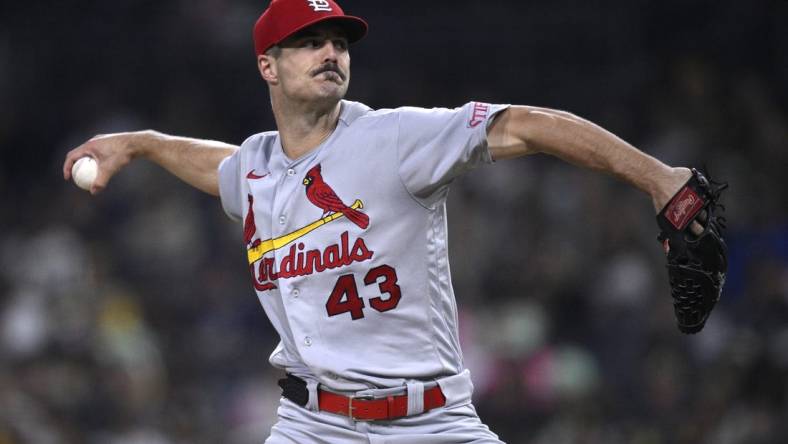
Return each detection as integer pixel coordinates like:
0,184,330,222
63,130,238,196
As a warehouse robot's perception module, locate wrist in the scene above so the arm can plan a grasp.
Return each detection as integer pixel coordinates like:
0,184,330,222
651,166,692,212
127,130,160,159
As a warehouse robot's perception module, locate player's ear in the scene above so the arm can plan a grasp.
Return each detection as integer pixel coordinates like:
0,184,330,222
258,54,279,85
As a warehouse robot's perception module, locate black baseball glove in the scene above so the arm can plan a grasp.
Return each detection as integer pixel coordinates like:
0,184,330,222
656,168,728,334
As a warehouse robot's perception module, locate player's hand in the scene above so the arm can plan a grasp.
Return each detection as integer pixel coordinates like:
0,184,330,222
651,166,692,212
655,168,729,333
63,132,141,195
652,166,706,237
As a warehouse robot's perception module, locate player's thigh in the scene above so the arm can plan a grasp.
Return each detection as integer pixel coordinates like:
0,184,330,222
265,398,366,444
370,403,505,444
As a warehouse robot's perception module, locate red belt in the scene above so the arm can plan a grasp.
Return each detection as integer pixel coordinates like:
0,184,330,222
318,385,446,421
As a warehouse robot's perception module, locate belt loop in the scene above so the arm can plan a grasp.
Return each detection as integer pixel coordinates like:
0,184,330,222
306,379,320,412
406,381,425,416
435,369,474,408
386,395,396,418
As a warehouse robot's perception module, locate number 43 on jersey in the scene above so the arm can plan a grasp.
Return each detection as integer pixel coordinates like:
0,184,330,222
326,265,401,320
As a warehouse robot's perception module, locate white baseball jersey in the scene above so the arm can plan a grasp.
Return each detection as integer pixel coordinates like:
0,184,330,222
218,100,509,392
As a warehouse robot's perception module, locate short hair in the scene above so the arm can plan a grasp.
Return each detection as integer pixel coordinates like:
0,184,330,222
265,45,281,58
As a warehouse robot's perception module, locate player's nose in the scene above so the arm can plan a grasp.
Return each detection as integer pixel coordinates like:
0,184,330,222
318,41,341,62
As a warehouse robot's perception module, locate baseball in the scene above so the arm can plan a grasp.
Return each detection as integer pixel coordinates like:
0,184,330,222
71,156,98,191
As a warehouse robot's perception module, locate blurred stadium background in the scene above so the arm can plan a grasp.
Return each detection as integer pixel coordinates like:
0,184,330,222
1,1,786,443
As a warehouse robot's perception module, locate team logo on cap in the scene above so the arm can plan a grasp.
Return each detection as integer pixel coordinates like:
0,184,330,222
307,0,332,12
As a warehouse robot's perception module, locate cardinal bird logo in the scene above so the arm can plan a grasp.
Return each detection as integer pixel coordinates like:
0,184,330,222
303,164,369,229
243,194,259,246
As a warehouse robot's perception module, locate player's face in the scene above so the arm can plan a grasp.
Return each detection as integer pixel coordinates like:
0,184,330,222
266,24,351,105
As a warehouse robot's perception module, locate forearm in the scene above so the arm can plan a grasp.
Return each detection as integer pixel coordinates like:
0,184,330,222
490,106,689,211
131,130,238,196
64,130,237,195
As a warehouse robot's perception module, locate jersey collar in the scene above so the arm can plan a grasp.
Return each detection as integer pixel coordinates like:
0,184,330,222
337,100,372,127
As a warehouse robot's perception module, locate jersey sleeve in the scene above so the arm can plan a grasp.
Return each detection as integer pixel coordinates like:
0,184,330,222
217,149,243,222
396,101,510,207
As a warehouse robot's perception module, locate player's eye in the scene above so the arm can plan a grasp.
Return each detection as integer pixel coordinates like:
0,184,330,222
304,39,322,49
333,39,348,51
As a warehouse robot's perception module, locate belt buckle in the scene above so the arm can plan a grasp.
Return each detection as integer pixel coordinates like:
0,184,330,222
348,394,376,422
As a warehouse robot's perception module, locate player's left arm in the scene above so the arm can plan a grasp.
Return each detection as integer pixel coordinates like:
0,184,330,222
486,106,690,212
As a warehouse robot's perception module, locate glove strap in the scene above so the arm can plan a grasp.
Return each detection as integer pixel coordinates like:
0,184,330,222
658,169,707,231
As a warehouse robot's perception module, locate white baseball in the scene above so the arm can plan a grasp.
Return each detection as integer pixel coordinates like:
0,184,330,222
71,157,98,191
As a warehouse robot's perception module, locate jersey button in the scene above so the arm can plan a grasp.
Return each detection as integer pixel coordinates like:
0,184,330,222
304,336,312,346
279,215,286,225
287,169,295,176
292,288,300,298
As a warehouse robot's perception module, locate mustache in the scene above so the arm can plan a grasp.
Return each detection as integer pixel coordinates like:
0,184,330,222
311,63,346,81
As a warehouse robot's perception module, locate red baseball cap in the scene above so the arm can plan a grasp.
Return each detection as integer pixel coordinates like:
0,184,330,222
253,0,368,56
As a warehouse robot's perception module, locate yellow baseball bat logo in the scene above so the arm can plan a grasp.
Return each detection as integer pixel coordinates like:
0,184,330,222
247,199,364,265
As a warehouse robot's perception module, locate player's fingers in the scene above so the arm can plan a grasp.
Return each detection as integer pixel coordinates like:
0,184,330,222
66,133,131,191
63,158,72,180
63,144,91,180
89,153,128,195
63,135,107,179
688,209,708,237
689,220,704,237
64,134,117,181
90,166,111,195
90,183,106,195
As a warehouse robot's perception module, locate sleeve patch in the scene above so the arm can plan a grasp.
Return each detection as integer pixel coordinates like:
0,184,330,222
467,102,491,128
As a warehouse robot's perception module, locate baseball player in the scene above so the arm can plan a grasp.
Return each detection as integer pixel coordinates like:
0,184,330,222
63,0,698,442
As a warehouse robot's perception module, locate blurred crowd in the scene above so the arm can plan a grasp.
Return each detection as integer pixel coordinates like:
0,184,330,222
1,1,786,443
